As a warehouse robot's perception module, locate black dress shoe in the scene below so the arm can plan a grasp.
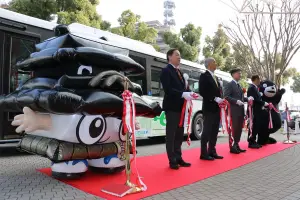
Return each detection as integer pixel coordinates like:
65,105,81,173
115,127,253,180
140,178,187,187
209,154,224,159
248,143,260,149
169,163,179,170
230,147,240,154
178,160,191,167
237,146,246,153
200,155,215,160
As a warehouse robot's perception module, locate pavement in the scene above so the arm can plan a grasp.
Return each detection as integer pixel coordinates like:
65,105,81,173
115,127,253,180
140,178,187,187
1,130,300,200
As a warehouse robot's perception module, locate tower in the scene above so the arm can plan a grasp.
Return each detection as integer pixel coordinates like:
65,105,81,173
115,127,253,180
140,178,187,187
163,0,176,26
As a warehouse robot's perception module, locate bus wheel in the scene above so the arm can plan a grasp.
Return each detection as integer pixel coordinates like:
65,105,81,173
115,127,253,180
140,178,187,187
192,113,203,140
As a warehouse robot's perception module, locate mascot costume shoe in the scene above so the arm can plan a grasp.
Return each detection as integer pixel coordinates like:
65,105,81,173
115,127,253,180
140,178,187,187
0,25,162,179
257,80,285,145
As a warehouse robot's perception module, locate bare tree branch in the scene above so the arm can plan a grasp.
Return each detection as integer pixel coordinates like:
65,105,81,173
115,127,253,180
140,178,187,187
223,0,300,87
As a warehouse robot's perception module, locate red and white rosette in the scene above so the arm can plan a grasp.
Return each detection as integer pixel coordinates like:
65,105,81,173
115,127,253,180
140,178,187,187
179,100,193,146
267,103,279,129
219,100,234,146
122,90,147,191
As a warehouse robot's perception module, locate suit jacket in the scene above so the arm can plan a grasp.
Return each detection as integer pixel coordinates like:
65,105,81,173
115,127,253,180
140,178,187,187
247,84,265,114
160,64,190,112
224,80,247,117
199,70,222,114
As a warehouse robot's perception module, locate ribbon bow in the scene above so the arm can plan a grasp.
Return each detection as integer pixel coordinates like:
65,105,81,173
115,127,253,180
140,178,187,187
247,99,254,136
219,100,234,146
267,103,279,129
122,89,147,191
179,100,193,146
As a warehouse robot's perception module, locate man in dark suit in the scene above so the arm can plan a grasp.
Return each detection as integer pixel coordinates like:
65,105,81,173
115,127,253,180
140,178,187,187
224,68,253,154
160,48,197,170
199,57,224,161
247,75,269,148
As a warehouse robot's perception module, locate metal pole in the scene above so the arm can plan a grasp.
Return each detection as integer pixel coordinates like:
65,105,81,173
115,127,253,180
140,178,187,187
283,103,296,144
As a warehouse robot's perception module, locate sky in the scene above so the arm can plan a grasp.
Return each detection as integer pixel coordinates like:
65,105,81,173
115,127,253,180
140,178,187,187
97,0,300,69
97,0,300,107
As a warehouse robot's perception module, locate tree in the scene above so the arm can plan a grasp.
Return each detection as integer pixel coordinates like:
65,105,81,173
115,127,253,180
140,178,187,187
291,73,300,93
111,10,158,46
9,0,57,21
8,0,110,29
163,23,202,61
223,0,300,87
202,24,232,71
233,45,297,85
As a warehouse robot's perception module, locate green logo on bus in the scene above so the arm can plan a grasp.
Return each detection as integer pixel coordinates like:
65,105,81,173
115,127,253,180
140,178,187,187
153,111,166,126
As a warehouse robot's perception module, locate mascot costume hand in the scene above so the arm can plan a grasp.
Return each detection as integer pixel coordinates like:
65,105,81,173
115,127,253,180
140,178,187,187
257,80,285,145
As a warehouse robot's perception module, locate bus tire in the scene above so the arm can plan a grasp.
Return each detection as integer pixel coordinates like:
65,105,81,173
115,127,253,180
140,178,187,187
191,113,204,140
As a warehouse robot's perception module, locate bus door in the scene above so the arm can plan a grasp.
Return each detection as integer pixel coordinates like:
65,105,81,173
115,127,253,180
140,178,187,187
0,30,39,142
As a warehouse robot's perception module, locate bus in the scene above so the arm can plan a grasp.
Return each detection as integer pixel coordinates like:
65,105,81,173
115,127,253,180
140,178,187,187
0,8,233,147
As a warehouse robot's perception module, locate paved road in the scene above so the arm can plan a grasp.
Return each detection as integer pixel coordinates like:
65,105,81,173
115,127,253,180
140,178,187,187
0,130,300,200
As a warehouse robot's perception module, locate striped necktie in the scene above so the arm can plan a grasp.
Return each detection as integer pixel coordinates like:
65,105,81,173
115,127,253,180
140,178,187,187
213,75,218,87
176,68,183,82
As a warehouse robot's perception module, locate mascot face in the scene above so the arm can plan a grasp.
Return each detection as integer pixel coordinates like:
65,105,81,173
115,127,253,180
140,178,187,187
260,80,277,98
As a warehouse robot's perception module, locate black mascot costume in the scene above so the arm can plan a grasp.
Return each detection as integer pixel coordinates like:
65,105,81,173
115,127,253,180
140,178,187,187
0,25,162,179
257,80,285,145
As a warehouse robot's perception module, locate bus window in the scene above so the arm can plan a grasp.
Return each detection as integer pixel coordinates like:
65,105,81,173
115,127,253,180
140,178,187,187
188,79,199,93
9,37,36,91
151,67,164,97
129,55,147,95
223,80,229,87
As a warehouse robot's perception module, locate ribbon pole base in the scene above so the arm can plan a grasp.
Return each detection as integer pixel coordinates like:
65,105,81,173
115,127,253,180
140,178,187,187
126,180,143,193
101,182,142,198
283,139,297,144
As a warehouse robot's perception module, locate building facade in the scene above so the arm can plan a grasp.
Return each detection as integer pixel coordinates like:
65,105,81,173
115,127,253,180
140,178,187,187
144,20,176,53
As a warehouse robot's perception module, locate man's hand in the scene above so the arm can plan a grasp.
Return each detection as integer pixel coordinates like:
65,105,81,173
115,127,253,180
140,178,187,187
248,96,254,101
264,102,269,107
214,97,224,104
182,92,197,101
236,100,244,106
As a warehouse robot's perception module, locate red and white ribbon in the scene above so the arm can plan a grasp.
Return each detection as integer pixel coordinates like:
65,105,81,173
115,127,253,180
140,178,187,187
179,100,193,146
267,103,279,129
122,90,147,191
219,100,234,146
247,100,254,137
286,108,291,121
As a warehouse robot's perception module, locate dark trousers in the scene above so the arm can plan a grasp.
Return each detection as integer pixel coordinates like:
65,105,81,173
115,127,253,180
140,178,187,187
201,111,220,156
248,116,259,143
165,111,184,164
231,114,244,145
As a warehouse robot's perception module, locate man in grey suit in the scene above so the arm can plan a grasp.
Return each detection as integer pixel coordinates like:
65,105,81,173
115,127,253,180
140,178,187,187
224,68,253,154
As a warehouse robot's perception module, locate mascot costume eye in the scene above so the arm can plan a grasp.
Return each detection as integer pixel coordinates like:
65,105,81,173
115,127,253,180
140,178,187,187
257,80,285,145
0,24,162,179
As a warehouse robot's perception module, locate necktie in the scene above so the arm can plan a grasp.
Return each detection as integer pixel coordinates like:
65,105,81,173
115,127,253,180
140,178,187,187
213,75,218,87
237,83,242,97
176,68,183,82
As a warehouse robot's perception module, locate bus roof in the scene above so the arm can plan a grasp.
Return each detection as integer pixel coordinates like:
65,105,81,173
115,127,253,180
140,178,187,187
67,23,232,80
0,9,231,80
0,8,57,30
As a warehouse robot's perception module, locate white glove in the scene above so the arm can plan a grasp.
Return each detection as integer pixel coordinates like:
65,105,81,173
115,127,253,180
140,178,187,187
214,97,224,104
182,92,194,101
264,102,269,107
236,100,244,106
248,96,254,101
11,107,52,133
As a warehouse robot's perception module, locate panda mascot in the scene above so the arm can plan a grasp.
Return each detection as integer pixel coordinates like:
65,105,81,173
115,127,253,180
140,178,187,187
257,80,285,145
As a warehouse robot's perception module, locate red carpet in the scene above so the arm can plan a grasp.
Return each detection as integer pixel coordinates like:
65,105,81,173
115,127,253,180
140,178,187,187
38,142,295,200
